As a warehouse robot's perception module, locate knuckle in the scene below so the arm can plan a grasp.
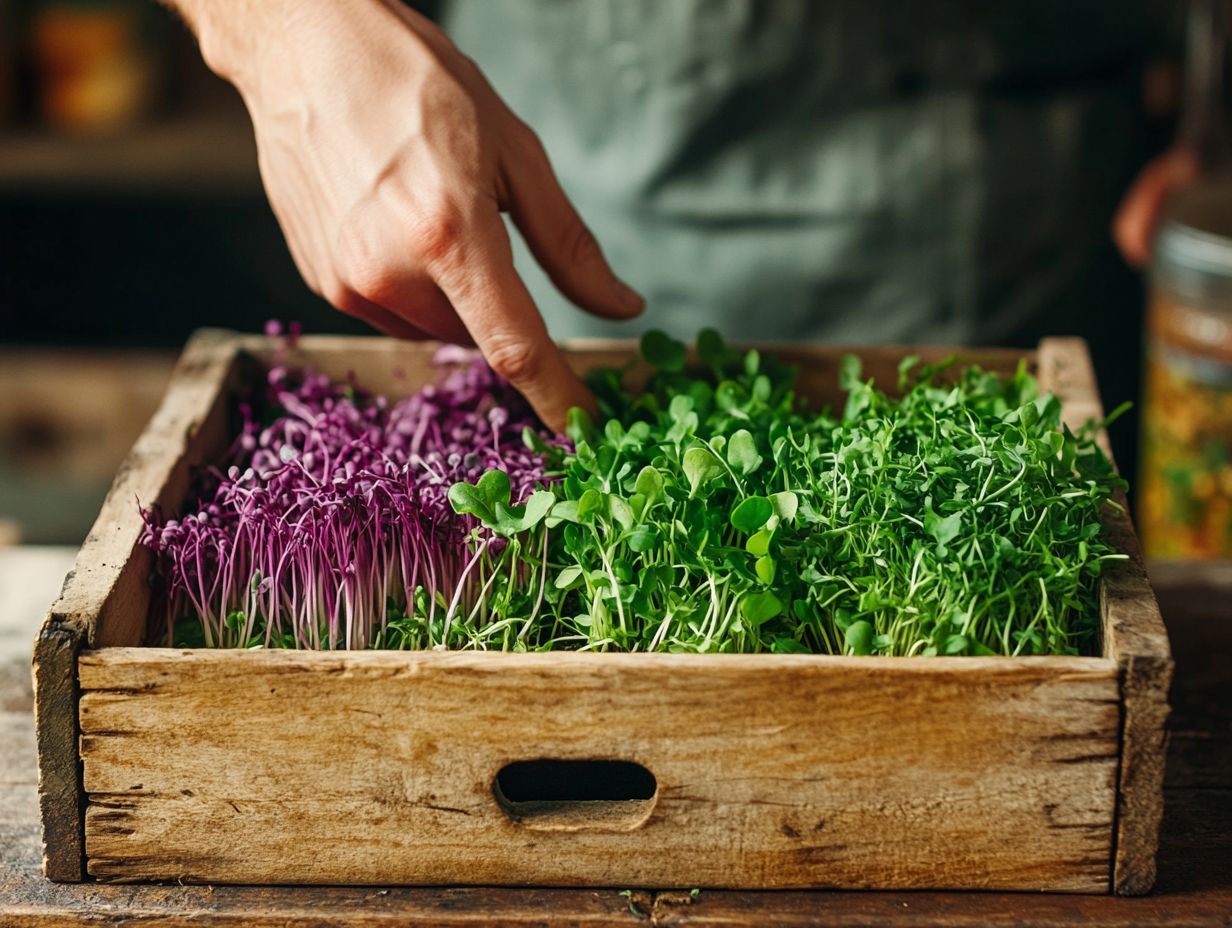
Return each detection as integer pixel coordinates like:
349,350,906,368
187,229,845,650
508,118,545,158
344,256,398,306
485,337,541,385
409,200,467,267
335,215,399,303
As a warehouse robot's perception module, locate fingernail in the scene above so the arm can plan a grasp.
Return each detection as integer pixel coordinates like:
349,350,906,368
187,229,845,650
614,277,645,315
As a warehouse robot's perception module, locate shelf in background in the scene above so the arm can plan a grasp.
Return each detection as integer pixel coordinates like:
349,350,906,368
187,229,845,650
0,350,177,545
0,108,261,195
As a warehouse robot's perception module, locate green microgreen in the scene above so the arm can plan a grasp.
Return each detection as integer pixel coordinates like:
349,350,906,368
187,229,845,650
446,328,1128,656
153,328,1127,657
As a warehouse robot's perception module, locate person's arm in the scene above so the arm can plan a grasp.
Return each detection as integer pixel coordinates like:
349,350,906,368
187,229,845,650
1114,146,1200,267
168,0,644,429
1114,0,1226,268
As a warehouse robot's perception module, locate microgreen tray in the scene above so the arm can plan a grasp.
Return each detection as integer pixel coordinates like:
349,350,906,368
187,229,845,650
34,332,1171,894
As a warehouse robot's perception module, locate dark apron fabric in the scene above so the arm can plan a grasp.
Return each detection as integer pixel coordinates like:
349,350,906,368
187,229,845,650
444,0,1166,345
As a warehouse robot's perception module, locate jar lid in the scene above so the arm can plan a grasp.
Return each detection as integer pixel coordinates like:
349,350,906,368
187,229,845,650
1156,181,1232,280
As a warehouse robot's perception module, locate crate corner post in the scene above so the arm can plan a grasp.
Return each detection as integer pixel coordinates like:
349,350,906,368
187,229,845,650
1037,335,1174,896
33,328,245,882
32,609,88,882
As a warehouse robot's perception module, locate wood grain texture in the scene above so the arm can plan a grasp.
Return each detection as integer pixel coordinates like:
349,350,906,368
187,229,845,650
32,330,240,882
234,332,1034,408
7,551,1232,924
1037,338,1174,895
79,648,1119,890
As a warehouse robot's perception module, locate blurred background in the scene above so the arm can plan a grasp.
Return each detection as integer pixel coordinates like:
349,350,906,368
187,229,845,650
0,0,1224,558
0,0,374,545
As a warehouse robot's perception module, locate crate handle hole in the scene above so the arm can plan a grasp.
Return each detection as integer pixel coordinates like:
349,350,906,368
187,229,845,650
492,759,657,832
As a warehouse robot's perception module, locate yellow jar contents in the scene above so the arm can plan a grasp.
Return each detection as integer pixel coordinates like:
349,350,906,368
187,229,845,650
1140,184,1232,559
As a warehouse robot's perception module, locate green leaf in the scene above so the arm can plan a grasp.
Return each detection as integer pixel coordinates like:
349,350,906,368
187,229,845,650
745,529,773,557
490,500,523,536
743,349,761,378
771,637,810,654
554,565,584,590
641,330,686,372
566,406,593,445
577,488,604,522
629,492,648,520
730,496,773,533
476,469,512,508
573,440,599,474
517,490,555,531
897,355,919,390
769,491,798,523
925,509,963,546
697,327,727,367
448,481,492,521
755,555,776,584
627,525,660,552
669,394,694,421
740,590,782,626
752,375,771,403
845,620,874,655
715,380,747,412
839,354,863,390
944,634,970,655
727,429,763,475
546,498,579,527
608,495,635,531
688,380,714,415
634,465,664,503
682,446,725,495
522,426,551,453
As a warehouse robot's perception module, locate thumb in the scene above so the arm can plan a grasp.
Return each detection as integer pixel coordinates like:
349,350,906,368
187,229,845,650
502,124,645,321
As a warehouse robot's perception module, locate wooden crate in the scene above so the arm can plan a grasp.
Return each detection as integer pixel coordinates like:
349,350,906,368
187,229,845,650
33,331,1172,894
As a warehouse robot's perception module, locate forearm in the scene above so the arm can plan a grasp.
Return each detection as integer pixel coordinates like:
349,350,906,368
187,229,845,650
160,0,326,90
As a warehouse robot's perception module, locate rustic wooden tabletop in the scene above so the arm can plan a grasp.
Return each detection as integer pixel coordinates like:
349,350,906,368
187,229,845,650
2,547,1229,927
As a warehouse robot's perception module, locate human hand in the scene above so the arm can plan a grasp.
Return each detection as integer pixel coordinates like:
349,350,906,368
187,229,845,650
175,0,644,429
1113,147,1201,268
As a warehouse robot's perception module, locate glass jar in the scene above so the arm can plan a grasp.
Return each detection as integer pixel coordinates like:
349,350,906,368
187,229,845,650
1141,182,1232,559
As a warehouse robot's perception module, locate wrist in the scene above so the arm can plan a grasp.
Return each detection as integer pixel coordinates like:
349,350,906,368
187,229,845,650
171,0,303,94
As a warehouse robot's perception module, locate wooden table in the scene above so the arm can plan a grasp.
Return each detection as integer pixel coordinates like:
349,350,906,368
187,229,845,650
2,548,1229,926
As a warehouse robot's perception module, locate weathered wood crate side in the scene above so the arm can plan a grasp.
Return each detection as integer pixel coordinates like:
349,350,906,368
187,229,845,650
32,330,240,882
36,332,1170,893
1037,339,1174,895
78,649,1118,890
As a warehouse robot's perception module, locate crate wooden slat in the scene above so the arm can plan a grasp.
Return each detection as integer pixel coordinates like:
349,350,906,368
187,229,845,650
1037,339,1174,895
33,330,240,882
34,331,1172,892
77,649,1119,889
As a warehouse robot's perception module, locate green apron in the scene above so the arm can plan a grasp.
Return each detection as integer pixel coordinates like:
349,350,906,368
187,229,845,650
444,0,1167,345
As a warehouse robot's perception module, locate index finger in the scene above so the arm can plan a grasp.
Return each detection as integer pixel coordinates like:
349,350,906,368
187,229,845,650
427,202,595,432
